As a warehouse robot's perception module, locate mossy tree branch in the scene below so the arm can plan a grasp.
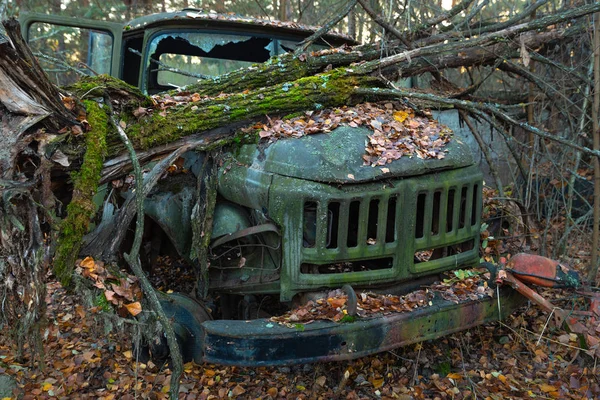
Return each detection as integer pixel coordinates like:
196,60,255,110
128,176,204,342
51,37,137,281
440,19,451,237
53,100,107,287
190,157,219,300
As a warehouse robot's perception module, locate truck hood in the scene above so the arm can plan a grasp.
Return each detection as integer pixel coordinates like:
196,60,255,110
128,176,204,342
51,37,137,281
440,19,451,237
236,126,475,184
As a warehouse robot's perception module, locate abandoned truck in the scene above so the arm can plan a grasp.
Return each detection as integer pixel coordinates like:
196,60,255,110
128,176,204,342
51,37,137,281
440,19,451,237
18,10,531,366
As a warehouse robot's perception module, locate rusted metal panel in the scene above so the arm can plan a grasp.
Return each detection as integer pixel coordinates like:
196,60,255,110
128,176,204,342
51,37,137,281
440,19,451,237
200,289,524,366
505,253,581,288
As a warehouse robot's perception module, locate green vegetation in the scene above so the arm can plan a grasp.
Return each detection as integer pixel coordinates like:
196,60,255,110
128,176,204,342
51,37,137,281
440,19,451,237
128,69,376,150
53,100,108,287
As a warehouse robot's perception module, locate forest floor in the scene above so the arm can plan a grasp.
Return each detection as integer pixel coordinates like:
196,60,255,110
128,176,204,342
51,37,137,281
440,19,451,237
1,194,600,399
2,271,599,399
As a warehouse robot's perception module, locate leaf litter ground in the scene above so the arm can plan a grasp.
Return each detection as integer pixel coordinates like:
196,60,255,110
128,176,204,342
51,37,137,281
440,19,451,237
2,277,600,398
2,189,600,399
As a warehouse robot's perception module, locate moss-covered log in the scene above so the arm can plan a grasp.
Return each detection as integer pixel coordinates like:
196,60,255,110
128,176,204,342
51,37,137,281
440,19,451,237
58,70,379,167
52,100,108,287
187,44,380,97
130,70,378,150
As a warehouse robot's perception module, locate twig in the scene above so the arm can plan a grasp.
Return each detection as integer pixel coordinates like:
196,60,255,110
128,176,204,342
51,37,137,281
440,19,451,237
295,0,358,55
128,47,210,80
412,344,422,386
252,0,271,19
451,0,490,31
458,336,482,399
536,307,557,346
356,0,410,47
459,110,504,195
518,326,588,352
31,51,88,77
111,115,183,400
499,59,584,115
474,0,551,36
415,0,476,36
357,2,600,72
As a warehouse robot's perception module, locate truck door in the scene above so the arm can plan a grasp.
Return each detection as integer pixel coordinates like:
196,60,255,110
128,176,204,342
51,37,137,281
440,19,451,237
19,13,123,87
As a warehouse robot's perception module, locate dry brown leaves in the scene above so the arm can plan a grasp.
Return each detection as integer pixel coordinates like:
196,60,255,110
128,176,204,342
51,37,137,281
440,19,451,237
2,274,600,399
145,91,214,118
249,101,452,166
271,268,492,325
76,256,143,317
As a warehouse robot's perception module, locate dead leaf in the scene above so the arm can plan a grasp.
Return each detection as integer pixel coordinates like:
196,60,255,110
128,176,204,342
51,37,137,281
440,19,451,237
80,256,95,269
393,110,408,122
231,385,246,396
124,302,142,316
327,297,346,308
520,34,531,67
62,96,76,111
132,107,149,118
50,150,70,167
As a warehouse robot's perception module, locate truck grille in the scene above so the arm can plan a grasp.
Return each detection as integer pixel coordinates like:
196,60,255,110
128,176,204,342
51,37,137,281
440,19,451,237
303,196,398,250
301,181,480,274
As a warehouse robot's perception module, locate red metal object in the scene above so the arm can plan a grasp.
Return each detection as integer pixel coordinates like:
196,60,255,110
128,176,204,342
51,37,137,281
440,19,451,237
496,270,568,326
496,256,592,333
504,253,580,288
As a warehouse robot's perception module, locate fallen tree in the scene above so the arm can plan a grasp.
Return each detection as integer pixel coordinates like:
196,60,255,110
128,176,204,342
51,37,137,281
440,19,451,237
1,1,599,397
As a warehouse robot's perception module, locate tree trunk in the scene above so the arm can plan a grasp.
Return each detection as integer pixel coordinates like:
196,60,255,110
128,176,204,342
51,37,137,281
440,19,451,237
590,12,600,284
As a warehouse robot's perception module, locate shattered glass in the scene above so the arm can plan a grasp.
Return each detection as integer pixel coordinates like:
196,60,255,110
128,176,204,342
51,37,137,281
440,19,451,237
148,32,249,56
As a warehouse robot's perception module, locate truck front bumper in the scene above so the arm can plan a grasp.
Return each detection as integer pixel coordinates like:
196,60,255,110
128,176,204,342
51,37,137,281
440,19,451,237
196,288,524,366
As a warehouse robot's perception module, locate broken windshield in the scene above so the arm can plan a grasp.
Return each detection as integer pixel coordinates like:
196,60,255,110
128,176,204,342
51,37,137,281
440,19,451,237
144,31,321,91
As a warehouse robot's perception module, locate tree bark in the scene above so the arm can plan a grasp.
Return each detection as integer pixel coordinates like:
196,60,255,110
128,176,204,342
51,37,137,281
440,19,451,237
590,12,600,284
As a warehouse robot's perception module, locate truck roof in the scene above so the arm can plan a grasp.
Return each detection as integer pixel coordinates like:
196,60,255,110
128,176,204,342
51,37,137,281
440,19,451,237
125,9,357,45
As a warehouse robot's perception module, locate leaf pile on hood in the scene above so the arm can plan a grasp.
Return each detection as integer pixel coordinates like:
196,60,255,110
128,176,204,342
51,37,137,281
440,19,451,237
249,101,452,166
271,268,491,325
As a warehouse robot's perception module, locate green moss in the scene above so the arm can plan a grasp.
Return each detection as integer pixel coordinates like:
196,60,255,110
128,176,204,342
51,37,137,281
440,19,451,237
53,100,108,287
186,56,308,97
123,67,376,152
94,292,112,312
283,111,305,120
68,75,149,104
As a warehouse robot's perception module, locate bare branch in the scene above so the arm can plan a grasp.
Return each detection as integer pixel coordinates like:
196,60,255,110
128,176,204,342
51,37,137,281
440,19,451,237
356,0,409,47
295,0,357,55
358,2,600,73
475,0,551,36
416,0,475,35
459,110,504,195
112,115,184,400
